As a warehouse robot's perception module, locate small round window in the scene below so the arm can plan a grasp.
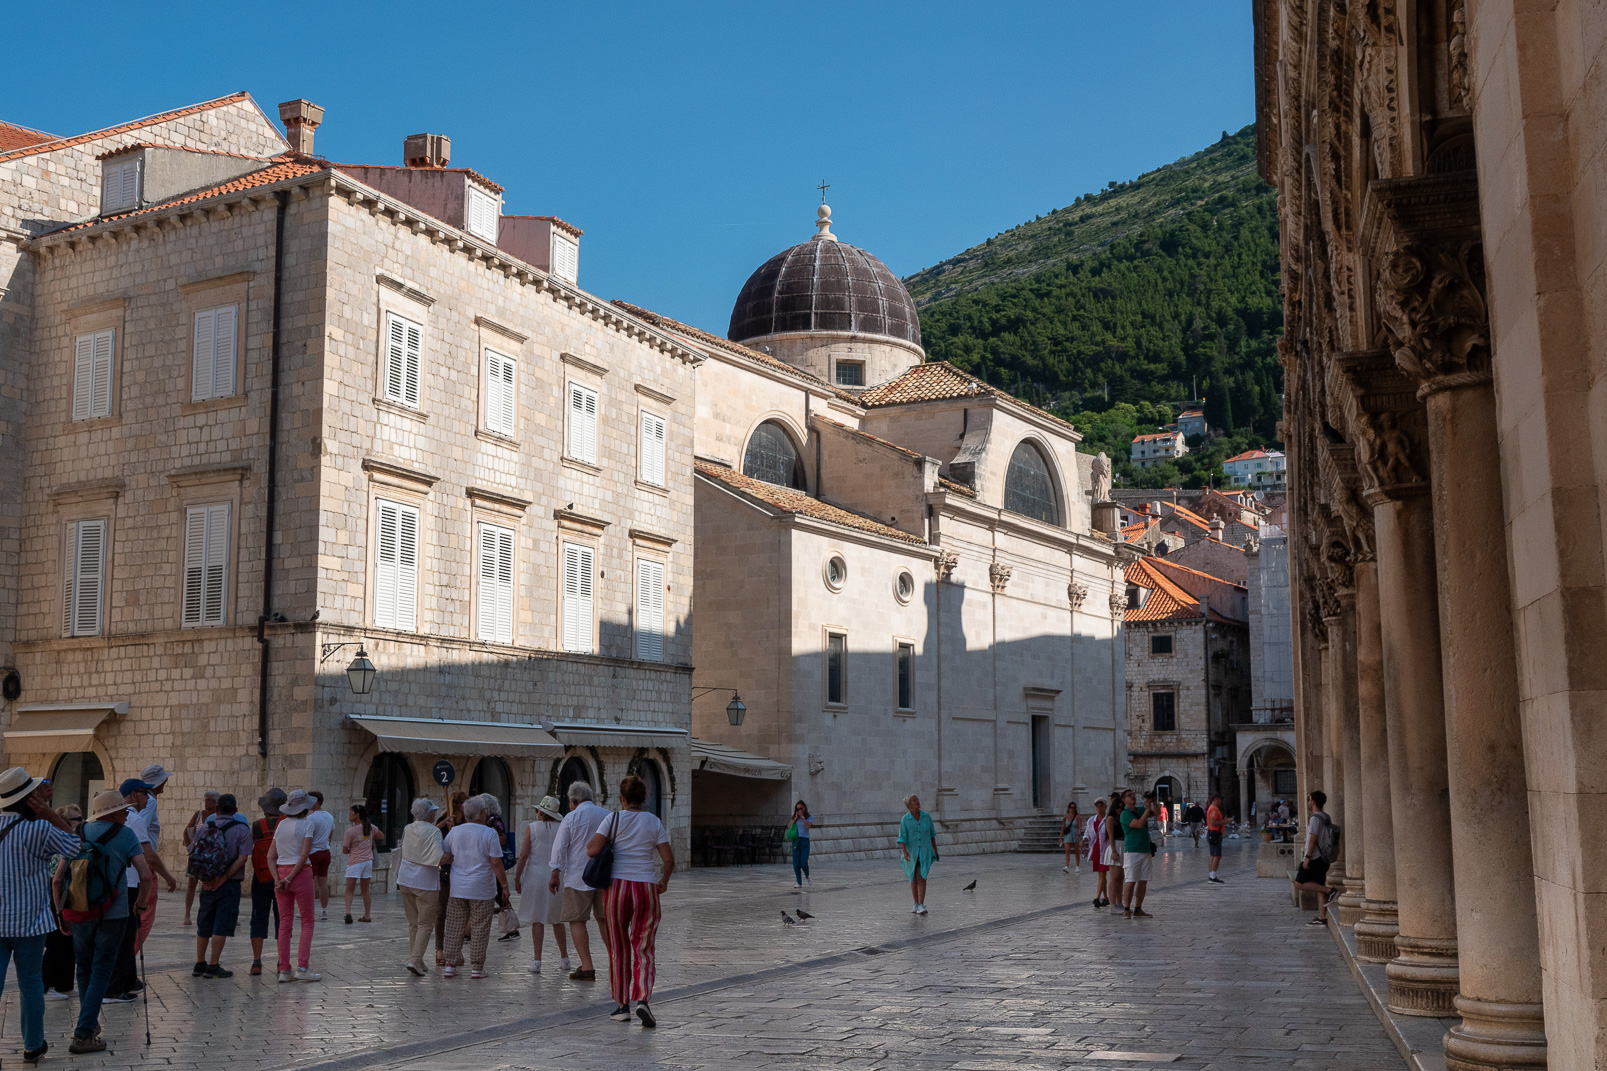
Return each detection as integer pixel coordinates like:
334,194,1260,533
894,569,915,604
824,555,848,591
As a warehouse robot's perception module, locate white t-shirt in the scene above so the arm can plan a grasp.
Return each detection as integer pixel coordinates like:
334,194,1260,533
605,809,670,884
443,823,503,901
273,816,313,866
124,804,152,887
306,808,335,853
549,800,610,891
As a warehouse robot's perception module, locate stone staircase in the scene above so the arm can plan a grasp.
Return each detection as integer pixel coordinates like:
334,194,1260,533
1014,813,1064,853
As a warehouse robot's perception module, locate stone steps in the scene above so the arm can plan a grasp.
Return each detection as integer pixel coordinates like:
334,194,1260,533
1014,813,1064,853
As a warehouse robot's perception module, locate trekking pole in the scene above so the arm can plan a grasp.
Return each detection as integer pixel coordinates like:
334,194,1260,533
139,949,151,1046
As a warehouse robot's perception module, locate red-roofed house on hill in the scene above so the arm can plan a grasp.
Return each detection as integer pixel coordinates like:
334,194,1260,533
1130,430,1187,469
1222,448,1286,491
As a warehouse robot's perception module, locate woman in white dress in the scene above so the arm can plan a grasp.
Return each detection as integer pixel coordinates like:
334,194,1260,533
512,795,568,974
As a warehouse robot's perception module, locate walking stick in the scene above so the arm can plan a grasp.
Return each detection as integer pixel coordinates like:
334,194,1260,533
139,949,151,1046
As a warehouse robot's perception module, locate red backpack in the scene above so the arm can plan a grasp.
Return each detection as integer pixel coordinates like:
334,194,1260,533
251,817,282,884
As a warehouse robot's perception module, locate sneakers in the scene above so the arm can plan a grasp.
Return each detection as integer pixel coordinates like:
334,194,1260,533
320,908,329,921
497,931,521,941
1308,916,1329,927
406,962,426,977
569,967,596,981
560,957,572,973
294,967,322,982
1326,886,1342,904
193,960,209,976
68,1035,107,1055
205,964,233,978
610,1004,632,1022
915,904,928,915
23,1041,48,1064
1062,866,1070,873
102,992,136,1003
43,988,71,1000
443,965,457,978
1092,897,1103,908
1133,909,1153,918
1122,908,1133,918
636,1002,657,1029
344,914,354,925
805,875,812,886
470,968,485,979
1075,866,1081,873
277,971,293,983
1208,876,1226,884
528,960,542,974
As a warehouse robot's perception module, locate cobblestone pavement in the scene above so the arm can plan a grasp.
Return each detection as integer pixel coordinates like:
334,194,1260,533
8,837,1401,1070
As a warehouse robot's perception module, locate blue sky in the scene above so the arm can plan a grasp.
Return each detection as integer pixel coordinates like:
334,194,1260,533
5,2,1253,333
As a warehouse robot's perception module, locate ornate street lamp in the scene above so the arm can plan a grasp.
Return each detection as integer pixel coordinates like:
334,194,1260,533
346,649,376,695
726,694,746,726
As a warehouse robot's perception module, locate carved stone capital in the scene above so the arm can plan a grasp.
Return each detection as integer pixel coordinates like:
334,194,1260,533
1374,241,1490,394
1068,582,1089,611
935,550,958,582
988,562,1013,595
1109,591,1128,617
1334,349,1430,500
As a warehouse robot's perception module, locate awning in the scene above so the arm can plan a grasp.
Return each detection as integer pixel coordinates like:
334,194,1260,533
548,723,689,750
691,738,793,780
349,715,562,757
4,702,128,754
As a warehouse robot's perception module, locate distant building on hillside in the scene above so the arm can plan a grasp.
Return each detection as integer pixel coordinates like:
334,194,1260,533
1130,431,1187,470
1222,449,1286,491
1176,408,1208,438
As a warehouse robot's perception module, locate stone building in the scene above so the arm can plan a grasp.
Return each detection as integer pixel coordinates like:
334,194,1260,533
1130,430,1187,469
0,95,700,869
1256,0,1607,1064
1122,555,1249,810
624,207,1132,858
1238,526,1294,819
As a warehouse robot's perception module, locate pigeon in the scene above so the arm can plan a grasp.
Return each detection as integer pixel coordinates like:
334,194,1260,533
781,911,797,925
794,909,814,921
962,880,977,892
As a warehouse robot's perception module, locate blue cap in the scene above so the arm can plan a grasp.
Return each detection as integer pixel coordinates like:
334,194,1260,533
119,778,154,797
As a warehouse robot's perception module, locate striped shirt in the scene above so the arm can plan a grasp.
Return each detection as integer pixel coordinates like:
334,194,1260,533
0,814,81,937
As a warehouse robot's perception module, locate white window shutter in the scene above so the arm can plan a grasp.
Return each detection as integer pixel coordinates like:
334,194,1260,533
192,312,215,401
203,504,229,625
485,350,515,436
640,411,666,486
562,542,594,653
90,330,113,419
384,313,422,408
403,320,422,407
375,500,420,630
477,523,514,644
497,356,516,435
212,305,237,398
64,520,106,637
73,334,94,421
495,527,514,643
396,505,418,630
568,384,598,464
182,508,207,625
636,559,665,662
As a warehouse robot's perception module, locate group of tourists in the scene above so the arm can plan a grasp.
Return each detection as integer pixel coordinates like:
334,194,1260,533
1048,789,1233,917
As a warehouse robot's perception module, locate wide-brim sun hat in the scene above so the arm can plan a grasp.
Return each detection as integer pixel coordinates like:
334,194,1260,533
89,788,128,821
140,763,171,788
0,766,44,809
258,787,287,815
536,795,564,821
280,789,313,817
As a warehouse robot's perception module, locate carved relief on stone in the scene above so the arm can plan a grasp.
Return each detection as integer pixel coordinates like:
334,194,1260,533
988,562,1013,595
1354,408,1421,490
1109,590,1128,617
935,551,958,582
1068,582,1089,611
1325,540,1356,593
1374,241,1490,391
1353,0,1402,179
1244,534,1262,555
1448,0,1470,113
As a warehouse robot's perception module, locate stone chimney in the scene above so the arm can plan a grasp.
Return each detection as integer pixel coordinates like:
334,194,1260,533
278,100,324,156
403,133,451,168
1210,518,1226,539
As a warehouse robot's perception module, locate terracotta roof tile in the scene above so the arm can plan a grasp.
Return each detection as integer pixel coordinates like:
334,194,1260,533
859,361,1078,433
1124,557,1202,623
610,301,845,395
696,461,927,545
51,156,326,233
0,121,57,152
1133,432,1182,443
0,92,265,164
938,476,977,497
815,417,923,461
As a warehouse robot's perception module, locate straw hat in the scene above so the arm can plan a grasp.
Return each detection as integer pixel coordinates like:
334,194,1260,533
89,788,128,821
535,795,564,821
0,766,44,809
280,789,313,817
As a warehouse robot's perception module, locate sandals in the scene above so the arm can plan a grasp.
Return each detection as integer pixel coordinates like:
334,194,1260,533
358,916,371,923
249,960,262,976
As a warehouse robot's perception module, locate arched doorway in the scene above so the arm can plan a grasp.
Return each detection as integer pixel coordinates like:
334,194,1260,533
363,753,414,851
51,752,105,817
558,756,591,813
1153,776,1182,808
470,756,514,824
634,757,664,820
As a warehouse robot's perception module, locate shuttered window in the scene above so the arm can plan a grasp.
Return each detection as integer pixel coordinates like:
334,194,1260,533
72,330,115,421
466,186,499,241
63,519,107,638
635,558,665,662
182,504,230,627
191,305,238,401
476,523,515,644
561,542,594,653
382,312,423,408
101,159,140,213
484,349,516,436
552,233,579,283
639,410,667,487
567,383,598,464
374,499,420,631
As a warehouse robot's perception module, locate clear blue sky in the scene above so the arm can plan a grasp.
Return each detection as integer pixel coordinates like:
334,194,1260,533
5,2,1253,334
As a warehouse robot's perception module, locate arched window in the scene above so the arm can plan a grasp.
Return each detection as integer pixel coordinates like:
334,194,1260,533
743,421,807,490
470,756,514,825
1004,441,1059,525
363,753,415,851
558,756,592,813
634,758,665,820
50,752,105,817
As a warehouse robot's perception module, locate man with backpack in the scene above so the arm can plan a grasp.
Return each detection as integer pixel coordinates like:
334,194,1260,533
1293,789,1342,927
247,788,286,978
65,789,151,1055
189,794,251,978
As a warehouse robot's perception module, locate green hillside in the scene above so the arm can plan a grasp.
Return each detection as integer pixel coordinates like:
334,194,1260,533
909,125,1283,489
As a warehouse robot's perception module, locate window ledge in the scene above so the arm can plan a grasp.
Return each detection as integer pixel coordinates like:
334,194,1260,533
824,702,848,712
634,479,669,497
893,709,917,719
373,397,428,422
562,456,602,476
63,415,121,433
182,395,248,416
476,427,520,449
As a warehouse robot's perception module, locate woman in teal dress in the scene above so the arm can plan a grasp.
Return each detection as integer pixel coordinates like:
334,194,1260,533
897,794,938,915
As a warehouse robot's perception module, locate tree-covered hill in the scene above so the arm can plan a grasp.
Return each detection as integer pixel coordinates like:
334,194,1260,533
909,125,1283,488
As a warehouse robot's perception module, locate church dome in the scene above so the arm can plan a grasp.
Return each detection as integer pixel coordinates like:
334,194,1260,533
728,206,922,349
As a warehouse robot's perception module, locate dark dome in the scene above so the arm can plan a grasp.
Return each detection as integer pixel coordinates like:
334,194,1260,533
728,237,922,349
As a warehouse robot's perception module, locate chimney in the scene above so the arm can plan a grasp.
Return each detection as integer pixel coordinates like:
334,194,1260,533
403,133,451,168
278,100,324,156
1210,518,1226,538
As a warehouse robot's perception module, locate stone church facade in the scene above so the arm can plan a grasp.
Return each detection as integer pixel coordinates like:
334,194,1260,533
1257,0,1607,1066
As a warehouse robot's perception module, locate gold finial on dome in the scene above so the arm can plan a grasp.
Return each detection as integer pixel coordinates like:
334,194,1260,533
814,203,836,242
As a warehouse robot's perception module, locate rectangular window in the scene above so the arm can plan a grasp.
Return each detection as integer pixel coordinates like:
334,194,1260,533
101,158,140,213
896,642,914,710
72,329,114,421
1274,768,1298,796
834,360,865,387
638,410,666,487
1150,633,1173,655
476,522,515,644
181,504,230,627
374,499,420,630
552,233,579,283
561,542,595,653
465,186,499,242
63,519,107,638
1151,690,1177,732
635,558,665,662
826,632,847,706
567,383,598,464
382,312,423,408
484,349,516,437
191,305,238,401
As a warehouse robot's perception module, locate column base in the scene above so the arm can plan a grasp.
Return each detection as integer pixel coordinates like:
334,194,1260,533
1336,875,1368,926
1444,996,1547,1070
1354,899,1400,963
1387,934,1460,1017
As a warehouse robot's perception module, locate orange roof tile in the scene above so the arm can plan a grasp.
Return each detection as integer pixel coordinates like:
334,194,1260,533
503,213,583,237
1122,519,1156,542
51,156,327,233
859,361,1077,433
610,301,844,395
1124,557,1202,623
696,461,927,545
938,476,977,497
0,121,57,152
0,93,268,164
1133,432,1182,443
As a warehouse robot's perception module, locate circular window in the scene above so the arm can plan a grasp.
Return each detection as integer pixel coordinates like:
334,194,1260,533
824,555,848,591
894,569,915,604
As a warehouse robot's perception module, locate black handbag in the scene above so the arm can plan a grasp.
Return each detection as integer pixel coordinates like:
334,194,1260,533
581,811,619,890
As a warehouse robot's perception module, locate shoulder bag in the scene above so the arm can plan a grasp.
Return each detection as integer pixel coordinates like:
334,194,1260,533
581,811,619,890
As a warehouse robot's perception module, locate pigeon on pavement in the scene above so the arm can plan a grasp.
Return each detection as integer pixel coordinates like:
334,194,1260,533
781,911,797,925
962,880,977,891
795,909,814,921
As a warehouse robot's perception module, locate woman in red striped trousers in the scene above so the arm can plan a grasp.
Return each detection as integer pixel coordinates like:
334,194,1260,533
587,775,674,1028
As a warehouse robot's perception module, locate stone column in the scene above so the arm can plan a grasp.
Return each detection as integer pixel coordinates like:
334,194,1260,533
1351,557,1400,962
1335,588,1367,925
1320,606,1348,895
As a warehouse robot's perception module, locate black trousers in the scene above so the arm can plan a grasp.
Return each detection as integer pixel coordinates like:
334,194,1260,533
42,927,75,994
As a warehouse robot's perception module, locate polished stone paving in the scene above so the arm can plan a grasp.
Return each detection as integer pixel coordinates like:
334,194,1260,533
7,837,1403,1069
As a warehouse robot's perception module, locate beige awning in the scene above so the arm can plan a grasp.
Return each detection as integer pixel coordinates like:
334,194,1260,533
691,738,793,780
4,702,128,754
349,716,562,757
548,723,689,750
